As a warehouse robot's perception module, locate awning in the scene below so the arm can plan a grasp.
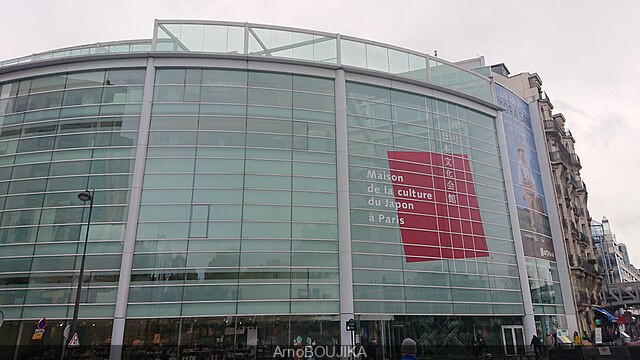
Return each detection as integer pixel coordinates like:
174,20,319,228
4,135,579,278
594,307,617,322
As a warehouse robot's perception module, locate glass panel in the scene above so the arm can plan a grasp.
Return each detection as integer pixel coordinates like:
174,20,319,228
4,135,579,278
27,91,63,110
201,69,247,86
154,85,184,102
407,53,428,81
105,69,145,85
200,86,246,103
157,23,245,54
340,39,366,68
249,72,292,90
388,49,410,76
429,59,492,101
156,69,186,85
63,88,103,106
180,24,205,51
248,27,337,64
202,25,230,53
65,71,105,88
190,204,209,237
366,44,389,72
293,75,334,95
30,75,67,93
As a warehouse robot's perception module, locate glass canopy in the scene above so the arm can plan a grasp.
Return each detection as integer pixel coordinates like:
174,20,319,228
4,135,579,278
153,21,492,102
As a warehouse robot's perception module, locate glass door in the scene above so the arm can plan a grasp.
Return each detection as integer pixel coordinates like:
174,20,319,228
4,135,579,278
501,325,525,355
383,324,405,359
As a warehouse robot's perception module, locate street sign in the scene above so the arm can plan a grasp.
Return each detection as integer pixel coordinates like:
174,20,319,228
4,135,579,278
68,332,80,347
32,328,45,340
346,318,356,332
37,318,47,329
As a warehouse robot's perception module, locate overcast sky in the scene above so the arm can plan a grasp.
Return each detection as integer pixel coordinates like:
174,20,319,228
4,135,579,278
2,0,639,265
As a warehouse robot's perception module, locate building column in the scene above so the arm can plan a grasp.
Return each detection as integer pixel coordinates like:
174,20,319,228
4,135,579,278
335,68,355,349
109,58,156,360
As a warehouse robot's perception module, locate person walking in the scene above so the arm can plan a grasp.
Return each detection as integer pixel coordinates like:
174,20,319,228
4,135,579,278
473,338,488,360
544,332,553,347
366,337,379,360
401,338,417,360
544,332,554,356
530,335,541,360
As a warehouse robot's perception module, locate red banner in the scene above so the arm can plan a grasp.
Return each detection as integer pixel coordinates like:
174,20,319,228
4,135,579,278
387,151,489,262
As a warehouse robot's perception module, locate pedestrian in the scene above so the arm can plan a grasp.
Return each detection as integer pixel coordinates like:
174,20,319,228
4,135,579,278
366,337,379,360
544,333,553,356
473,338,488,360
573,331,582,346
530,335,541,360
401,338,417,360
472,339,480,359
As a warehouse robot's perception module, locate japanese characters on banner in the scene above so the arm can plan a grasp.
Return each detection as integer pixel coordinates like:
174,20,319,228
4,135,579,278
495,84,556,261
365,149,489,263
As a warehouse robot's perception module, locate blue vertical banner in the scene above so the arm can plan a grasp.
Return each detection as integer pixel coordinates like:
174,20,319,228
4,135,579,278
496,84,556,261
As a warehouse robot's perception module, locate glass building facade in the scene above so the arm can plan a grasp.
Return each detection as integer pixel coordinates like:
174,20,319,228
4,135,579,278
347,82,523,317
0,21,576,359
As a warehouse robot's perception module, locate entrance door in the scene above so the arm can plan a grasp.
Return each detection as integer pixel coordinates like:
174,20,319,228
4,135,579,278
501,325,525,355
387,324,405,359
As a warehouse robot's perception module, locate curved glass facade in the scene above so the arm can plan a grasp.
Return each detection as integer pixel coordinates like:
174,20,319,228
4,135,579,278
0,20,577,360
130,68,339,318
346,83,523,316
0,69,144,320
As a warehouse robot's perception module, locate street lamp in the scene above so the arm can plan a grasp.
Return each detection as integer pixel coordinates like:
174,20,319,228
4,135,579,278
69,190,95,344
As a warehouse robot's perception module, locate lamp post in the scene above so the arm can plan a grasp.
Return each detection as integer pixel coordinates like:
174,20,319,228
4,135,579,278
70,189,94,343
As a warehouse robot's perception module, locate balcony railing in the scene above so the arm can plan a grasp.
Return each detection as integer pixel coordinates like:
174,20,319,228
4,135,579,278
0,39,152,68
549,151,562,163
570,221,579,236
543,120,564,136
549,145,582,170
570,154,581,167
549,144,571,165
577,232,589,245
577,290,589,305
570,173,580,187
570,257,598,276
